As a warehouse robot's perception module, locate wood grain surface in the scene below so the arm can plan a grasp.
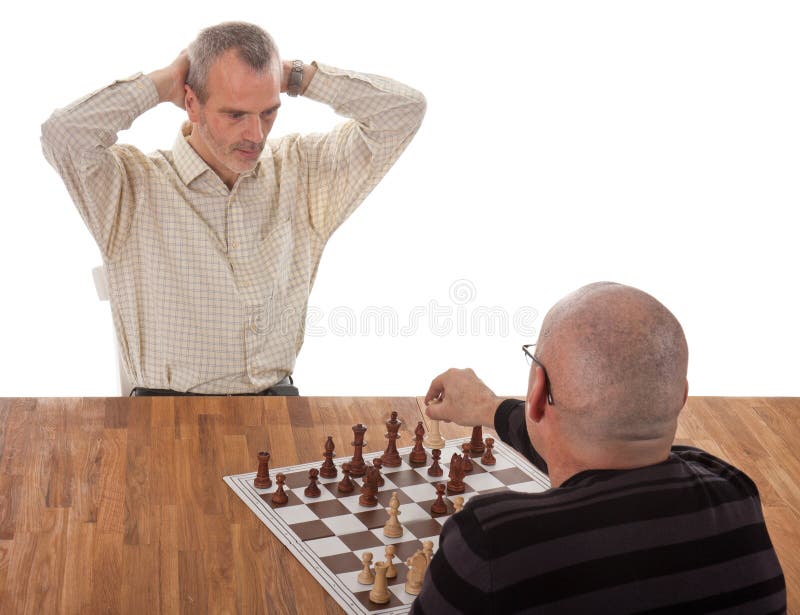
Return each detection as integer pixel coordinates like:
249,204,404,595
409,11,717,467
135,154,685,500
0,396,796,614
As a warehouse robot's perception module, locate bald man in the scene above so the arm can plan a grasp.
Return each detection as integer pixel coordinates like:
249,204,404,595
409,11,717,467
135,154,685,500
412,283,785,614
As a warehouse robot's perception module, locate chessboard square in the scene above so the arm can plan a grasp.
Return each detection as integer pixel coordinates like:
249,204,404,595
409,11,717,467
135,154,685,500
510,480,549,494
396,502,432,524
376,476,400,493
400,482,443,502
290,519,335,541
380,459,413,473
403,518,444,541
321,513,369,536
263,490,304,509
370,527,415,546
463,472,505,491
283,470,314,490
416,498,454,517
383,469,429,488
317,472,339,484
338,493,378,514
306,498,351,518
389,583,418,605
295,486,336,505
392,539,427,562
273,504,319,524
339,530,385,552
353,508,389,530
306,535,350,557
475,455,515,471
320,551,363,575
353,588,405,611
490,466,539,485
337,570,373,593
375,489,412,508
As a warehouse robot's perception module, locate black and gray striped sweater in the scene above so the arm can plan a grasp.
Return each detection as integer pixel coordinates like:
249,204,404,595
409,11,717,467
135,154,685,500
412,400,786,614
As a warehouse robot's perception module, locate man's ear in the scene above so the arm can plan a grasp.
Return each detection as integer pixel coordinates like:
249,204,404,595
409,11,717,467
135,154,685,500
526,365,548,423
682,379,689,406
185,85,200,122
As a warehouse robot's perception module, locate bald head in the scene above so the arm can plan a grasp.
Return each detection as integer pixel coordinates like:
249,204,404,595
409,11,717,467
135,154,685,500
536,282,688,443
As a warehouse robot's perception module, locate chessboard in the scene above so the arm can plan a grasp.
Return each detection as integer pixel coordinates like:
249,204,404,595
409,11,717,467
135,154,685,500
224,435,550,615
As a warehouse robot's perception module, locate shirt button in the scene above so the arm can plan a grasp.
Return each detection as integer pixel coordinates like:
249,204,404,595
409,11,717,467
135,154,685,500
233,241,241,249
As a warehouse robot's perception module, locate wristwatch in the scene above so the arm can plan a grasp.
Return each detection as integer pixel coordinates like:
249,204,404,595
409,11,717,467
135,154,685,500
287,60,304,97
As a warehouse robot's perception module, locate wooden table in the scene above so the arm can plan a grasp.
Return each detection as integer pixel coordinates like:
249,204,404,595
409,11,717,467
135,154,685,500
0,396,796,614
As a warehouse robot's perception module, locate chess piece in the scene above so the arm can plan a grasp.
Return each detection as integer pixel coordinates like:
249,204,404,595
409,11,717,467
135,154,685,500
381,412,402,467
447,453,465,494
320,436,337,478
430,483,447,514
404,549,427,595
271,473,288,505
358,551,375,585
304,468,321,498
422,540,434,565
384,544,397,579
383,491,403,537
349,424,368,477
481,437,496,465
254,451,272,488
359,466,379,507
452,496,464,513
372,457,385,487
423,418,445,449
369,562,391,604
461,443,474,473
427,448,443,477
408,421,427,465
470,425,485,455
338,462,355,494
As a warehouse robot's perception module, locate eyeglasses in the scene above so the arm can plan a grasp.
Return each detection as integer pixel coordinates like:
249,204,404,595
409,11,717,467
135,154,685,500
522,344,554,405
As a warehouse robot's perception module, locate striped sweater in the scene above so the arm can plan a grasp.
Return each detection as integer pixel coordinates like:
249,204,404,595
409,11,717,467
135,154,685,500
411,400,786,614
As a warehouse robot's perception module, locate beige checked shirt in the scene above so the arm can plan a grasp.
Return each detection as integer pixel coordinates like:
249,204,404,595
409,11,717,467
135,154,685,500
42,64,425,393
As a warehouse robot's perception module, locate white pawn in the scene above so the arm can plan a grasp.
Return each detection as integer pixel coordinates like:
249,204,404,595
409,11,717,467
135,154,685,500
453,496,464,513
358,551,375,585
422,540,434,565
385,544,398,579
383,491,403,538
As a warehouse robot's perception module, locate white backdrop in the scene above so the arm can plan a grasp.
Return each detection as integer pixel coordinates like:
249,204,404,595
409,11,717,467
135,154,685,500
1,0,798,397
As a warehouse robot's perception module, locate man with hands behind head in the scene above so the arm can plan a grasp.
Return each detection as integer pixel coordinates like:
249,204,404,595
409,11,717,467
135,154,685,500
42,22,425,396
414,282,785,614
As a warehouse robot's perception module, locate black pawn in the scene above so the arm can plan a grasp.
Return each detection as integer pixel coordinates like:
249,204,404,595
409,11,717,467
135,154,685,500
271,473,288,505
305,468,321,498
338,462,355,494
427,448,443,477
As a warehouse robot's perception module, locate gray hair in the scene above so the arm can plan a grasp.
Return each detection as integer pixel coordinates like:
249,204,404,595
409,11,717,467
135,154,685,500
187,22,279,103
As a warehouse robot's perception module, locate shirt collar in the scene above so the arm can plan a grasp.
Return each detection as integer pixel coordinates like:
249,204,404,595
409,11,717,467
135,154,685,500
172,122,264,186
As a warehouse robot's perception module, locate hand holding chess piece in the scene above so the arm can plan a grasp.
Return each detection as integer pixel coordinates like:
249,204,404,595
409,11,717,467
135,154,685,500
424,368,500,436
